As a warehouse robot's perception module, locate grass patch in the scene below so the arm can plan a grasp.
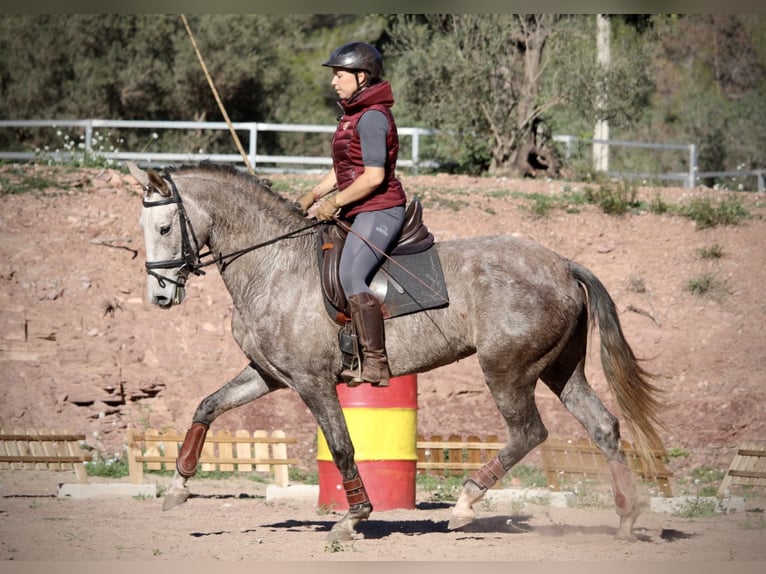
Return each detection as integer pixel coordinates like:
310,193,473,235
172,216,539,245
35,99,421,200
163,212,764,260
666,446,690,459
684,272,728,298
648,193,671,214
85,453,130,478
524,194,557,218
416,473,464,502
289,466,319,484
583,179,640,215
502,463,548,488
680,196,749,229
675,465,727,497
695,243,725,259
0,167,63,195
626,275,647,293
674,497,719,518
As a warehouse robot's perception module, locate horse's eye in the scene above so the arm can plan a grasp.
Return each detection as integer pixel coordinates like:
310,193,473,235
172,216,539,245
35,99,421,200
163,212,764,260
159,225,171,236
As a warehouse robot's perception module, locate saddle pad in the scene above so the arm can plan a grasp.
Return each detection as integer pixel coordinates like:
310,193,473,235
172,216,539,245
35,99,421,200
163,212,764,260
375,245,450,318
320,240,449,322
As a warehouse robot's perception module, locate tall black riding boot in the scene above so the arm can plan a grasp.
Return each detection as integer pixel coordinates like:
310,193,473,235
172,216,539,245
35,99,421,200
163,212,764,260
341,292,391,387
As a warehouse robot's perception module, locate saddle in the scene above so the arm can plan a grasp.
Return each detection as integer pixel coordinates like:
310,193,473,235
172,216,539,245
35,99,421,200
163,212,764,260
317,198,449,325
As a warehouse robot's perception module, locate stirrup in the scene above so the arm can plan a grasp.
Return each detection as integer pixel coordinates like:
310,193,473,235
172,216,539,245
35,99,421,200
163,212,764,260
339,365,364,387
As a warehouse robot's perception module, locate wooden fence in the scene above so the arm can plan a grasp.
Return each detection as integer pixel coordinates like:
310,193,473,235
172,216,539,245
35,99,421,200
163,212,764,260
717,442,766,496
540,437,673,497
126,428,298,487
415,434,673,496
416,434,503,477
0,429,93,483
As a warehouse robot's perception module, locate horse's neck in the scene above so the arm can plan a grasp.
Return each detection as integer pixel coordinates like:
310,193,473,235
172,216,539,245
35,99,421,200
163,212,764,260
186,184,315,301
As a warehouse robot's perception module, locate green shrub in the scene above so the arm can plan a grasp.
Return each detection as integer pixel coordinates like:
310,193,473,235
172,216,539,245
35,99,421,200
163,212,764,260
675,497,718,518
584,179,640,215
681,196,749,229
648,193,671,214
85,453,130,478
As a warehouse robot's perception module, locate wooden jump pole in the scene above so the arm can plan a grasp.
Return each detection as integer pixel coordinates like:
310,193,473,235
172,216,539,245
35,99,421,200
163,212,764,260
180,14,255,175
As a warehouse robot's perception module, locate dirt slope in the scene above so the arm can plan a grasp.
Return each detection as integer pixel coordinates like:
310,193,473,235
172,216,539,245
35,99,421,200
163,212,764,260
1,165,764,483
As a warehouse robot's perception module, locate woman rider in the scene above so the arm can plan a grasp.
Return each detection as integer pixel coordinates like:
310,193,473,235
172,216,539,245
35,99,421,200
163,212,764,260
297,41,407,388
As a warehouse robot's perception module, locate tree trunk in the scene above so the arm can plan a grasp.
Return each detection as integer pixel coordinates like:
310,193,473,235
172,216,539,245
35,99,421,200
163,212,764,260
488,15,556,178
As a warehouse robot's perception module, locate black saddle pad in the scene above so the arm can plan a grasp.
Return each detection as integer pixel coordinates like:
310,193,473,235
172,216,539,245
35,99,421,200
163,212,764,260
318,234,449,322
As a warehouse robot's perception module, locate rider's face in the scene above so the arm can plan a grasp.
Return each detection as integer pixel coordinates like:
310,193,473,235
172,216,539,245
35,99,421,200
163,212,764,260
331,68,365,100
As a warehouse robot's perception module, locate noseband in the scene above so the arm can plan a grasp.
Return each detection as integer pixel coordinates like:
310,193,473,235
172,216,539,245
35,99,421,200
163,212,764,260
142,174,206,289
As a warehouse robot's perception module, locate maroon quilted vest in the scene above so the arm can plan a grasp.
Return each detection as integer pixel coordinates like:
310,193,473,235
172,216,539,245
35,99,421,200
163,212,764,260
332,81,406,218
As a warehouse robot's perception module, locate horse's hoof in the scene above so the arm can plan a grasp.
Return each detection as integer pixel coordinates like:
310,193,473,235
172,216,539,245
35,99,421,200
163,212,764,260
447,514,475,530
162,488,190,511
616,531,638,543
327,524,355,542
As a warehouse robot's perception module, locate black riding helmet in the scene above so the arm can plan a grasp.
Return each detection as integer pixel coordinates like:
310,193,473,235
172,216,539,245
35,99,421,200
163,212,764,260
322,42,383,88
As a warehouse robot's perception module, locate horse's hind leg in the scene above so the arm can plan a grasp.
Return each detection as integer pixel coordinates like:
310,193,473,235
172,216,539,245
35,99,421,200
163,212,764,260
162,363,280,511
449,369,547,529
542,359,644,541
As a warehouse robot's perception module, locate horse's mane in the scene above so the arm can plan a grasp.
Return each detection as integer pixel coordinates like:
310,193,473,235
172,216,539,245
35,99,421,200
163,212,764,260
167,162,302,224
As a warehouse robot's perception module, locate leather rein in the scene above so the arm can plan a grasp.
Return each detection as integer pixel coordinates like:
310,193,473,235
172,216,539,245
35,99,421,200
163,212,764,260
141,173,323,288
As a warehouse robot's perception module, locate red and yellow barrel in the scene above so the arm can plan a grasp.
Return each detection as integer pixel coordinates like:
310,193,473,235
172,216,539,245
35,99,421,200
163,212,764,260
316,374,418,510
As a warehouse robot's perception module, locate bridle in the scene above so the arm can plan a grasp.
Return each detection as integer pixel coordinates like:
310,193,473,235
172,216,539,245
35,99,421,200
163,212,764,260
141,171,323,289
142,174,206,290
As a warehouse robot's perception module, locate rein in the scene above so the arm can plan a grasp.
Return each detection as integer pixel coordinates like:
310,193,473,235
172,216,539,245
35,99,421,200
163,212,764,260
142,173,324,286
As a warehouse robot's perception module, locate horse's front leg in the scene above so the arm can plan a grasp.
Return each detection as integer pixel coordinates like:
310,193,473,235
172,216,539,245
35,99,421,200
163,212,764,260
302,387,372,541
162,363,280,511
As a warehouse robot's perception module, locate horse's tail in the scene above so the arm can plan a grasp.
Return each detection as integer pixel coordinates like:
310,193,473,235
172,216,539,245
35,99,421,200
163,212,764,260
570,261,666,471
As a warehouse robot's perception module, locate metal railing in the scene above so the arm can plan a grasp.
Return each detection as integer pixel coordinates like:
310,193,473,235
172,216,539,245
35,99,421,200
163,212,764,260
1,119,762,190
0,119,438,172
554,135,764,191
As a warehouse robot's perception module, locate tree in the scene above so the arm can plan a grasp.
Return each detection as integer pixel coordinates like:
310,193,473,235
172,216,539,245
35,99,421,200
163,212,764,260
644,14,766,173
388,14,562,176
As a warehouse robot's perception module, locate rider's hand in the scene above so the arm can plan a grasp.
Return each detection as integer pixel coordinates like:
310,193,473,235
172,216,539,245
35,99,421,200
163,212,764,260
316,197,340,221
296,191,316,213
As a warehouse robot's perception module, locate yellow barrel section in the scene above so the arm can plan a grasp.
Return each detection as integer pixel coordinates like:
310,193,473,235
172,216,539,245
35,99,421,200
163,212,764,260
317,374,418,510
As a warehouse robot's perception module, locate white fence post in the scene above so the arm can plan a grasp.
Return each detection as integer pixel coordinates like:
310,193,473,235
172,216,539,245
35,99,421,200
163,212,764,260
688,143,697,189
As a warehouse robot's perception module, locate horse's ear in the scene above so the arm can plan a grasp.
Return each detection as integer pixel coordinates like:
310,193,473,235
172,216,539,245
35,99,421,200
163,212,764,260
126,161,148,188
147,169,171,197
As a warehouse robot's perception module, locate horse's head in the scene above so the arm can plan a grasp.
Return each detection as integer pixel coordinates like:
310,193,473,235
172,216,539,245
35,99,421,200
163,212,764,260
129,162,205,309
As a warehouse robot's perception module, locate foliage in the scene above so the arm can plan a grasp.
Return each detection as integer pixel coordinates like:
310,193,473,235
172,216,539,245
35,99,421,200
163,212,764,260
0,14,764,177
680,197,749,229
547,15,654,131
641,15,766,174
388,14,568,175
648,193,671,214
289,466,319,484
665,446,690,459
85,452,130,478
583,178,640,215
684,272,728,298
415,472,464,502
675,497,719,518
695,244,725,260
502,464,548,488
0,166,62,195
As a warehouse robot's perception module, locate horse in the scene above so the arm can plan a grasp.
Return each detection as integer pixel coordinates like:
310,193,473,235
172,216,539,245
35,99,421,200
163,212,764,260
129,161,665,542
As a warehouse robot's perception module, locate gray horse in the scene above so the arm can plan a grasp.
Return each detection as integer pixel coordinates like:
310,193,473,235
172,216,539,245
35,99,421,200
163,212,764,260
129,162,664,542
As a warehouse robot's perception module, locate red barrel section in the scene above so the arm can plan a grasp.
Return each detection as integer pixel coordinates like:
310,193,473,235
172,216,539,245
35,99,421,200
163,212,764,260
316,374,418,510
